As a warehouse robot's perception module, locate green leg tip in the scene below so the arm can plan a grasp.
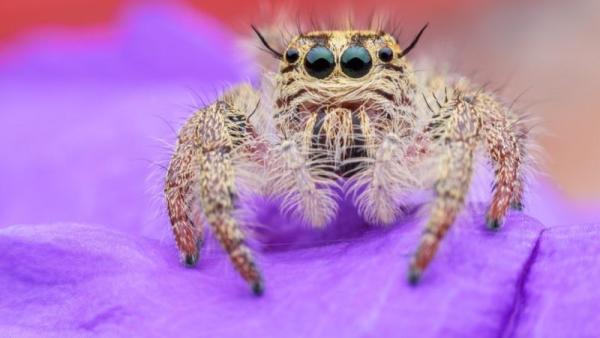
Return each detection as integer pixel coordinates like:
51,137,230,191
408,267,422,286
184,254,199,267
486,216,502,231
252,281,265,296
511,201,524,211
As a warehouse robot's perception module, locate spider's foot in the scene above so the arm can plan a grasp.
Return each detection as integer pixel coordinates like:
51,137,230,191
183,253,199,267
486,216,502,231
510,201,524,211
181,239,202,268
408,265,423,285
251,279,265,297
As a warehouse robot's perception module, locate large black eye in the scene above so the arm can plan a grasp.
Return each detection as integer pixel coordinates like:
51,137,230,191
341,46,372,78
285,48,300,63
378,47,394,62
304,46,335,79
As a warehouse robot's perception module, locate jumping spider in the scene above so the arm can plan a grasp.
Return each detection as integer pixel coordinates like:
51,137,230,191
165,23,530,295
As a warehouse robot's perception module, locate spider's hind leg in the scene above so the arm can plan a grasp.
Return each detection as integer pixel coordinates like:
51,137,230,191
481,95,529,229
165,141,204,267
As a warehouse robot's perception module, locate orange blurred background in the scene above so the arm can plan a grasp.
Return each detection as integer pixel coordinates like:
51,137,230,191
1,0,598,201
0,0,493,43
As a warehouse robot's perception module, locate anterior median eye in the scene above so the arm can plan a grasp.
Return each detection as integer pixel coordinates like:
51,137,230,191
304,46,335,79
341,46,372,78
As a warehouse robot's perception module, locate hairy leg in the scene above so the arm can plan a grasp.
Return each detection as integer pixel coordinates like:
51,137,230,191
165,139,203,266
198,144,264,295
409,93,479,283
165,86,264,295
409,86,530,282
480,95,529,228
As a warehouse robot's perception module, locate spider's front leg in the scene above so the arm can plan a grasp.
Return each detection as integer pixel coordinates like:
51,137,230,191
165,85,264,295
409,89,529,283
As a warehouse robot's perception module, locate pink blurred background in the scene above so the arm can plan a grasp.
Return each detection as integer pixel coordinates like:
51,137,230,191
1,0,598,202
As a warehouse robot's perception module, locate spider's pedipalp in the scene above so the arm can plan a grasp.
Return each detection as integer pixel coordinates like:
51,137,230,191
268,133,339,227
349,131,418,225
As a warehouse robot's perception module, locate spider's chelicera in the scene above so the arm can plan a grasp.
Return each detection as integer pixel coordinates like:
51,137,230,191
165,23,531,295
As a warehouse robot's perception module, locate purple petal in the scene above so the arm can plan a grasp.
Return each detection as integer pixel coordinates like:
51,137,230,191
0,208,543,337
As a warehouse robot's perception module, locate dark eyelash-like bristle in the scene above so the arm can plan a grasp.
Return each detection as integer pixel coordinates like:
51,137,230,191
397,23,429,59
251,24,284,60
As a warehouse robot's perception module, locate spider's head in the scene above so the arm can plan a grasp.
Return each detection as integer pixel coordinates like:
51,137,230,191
253,25,427,119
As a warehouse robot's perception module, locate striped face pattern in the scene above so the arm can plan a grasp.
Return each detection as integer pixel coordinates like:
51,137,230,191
274,31,419,176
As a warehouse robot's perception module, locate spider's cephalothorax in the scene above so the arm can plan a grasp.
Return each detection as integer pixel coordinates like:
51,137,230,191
165,25,531,295
275,30,420,177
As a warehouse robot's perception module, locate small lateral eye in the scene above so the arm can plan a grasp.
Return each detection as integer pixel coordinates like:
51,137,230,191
285,48,300,63
378,47,394,62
